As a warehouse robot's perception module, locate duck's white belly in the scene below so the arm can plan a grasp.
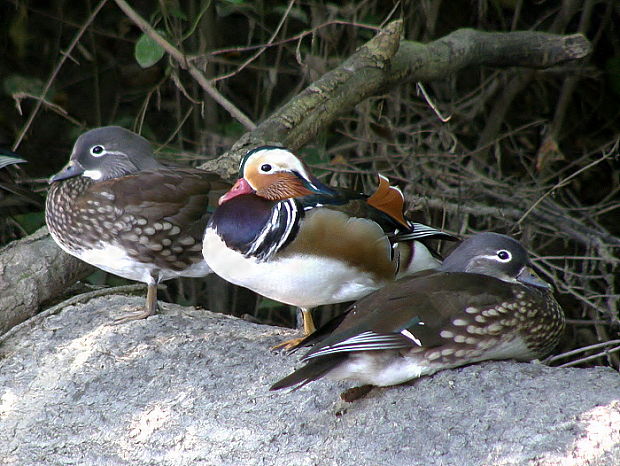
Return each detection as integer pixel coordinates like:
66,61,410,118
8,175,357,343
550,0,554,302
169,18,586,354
51,230,211,284
203,229,384,308
328,351,435,386
325,336,533,387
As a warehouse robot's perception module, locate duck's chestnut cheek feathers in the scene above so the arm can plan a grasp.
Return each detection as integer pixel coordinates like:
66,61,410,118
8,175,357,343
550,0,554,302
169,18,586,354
219,178,254,205
241,171,312,201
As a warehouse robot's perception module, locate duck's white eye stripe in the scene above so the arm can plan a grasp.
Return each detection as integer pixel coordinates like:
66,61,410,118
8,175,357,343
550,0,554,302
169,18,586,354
247,147,317,187
478,252,512,263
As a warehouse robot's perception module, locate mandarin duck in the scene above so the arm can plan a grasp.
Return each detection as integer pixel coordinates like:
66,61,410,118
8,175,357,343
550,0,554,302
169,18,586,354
202,146,456,346
45,126,230,322
270,232,565,391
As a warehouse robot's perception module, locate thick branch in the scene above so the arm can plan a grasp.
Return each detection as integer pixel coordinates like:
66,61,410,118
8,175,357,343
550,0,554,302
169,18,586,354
201,20,404,178
391,30,591,82
0,228,93,335
200,26,591,179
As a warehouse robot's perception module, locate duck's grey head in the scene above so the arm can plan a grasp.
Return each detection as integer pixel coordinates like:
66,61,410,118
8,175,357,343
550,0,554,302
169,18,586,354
440,232,550,289
49,126,161,183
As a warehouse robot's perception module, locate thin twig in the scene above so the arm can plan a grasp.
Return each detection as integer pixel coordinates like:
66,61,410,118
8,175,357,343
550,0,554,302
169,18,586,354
213,0,296,82
113,0,256,131
12,0,108,150
544,339,620,364
416,83,452,122
518,149,615,225
557,346,620,368
157,107,195,155
12,92,82,126
207,21,380,57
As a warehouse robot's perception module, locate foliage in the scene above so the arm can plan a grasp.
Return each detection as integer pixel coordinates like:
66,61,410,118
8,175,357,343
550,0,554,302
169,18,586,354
134,32,166,68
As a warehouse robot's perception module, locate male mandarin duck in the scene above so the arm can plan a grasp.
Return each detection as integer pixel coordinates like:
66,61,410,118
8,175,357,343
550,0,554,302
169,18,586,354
270,232,565,391
202,146,456,346
46,126,230,322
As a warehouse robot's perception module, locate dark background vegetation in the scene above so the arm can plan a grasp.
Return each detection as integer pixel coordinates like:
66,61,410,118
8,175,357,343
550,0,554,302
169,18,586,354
0,1,618,371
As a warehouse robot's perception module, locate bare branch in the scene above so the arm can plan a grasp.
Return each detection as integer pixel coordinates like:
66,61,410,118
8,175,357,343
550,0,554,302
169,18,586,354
0,228,93,335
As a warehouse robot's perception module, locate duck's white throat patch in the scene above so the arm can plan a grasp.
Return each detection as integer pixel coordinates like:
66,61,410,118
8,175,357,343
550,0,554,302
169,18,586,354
83,169,103,180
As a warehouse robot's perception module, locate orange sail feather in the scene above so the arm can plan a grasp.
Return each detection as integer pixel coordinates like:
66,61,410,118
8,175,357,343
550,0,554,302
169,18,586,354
367,174,410,229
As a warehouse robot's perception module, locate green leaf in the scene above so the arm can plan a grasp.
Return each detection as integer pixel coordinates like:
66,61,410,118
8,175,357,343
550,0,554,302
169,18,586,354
8,4,29,59
134,32,166,69
299,147,330,177
85,269,131,286
256,297,289,311
216,1,255,18
218,120,245,138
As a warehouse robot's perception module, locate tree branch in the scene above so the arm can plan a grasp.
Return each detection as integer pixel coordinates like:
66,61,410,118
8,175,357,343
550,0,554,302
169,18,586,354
200,26,591,179
0,228,93,335
392,30,591,81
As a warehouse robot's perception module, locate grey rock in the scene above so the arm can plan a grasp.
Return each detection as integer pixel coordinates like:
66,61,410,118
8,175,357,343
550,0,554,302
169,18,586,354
0,295,618,465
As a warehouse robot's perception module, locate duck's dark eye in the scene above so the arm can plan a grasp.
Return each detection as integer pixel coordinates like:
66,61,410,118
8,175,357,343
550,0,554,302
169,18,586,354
497,250,511,261
90,145,105,156
260,164,272,173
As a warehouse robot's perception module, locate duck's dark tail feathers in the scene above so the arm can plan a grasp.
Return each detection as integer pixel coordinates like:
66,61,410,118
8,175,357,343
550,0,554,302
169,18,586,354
270,354,347,391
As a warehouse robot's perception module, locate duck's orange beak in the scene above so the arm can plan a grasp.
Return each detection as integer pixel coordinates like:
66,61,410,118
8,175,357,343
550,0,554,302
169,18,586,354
219,178,254,205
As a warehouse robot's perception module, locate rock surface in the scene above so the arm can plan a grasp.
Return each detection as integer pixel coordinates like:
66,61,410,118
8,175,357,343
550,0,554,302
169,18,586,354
0,295,618,465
